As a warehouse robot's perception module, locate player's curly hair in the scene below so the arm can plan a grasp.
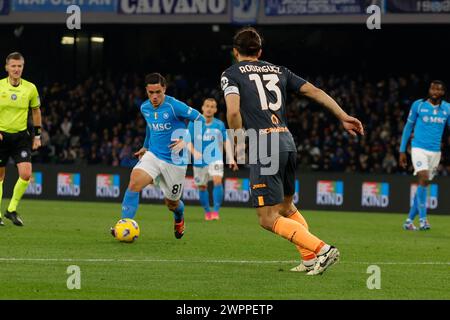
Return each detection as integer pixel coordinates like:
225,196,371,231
233,27,262,57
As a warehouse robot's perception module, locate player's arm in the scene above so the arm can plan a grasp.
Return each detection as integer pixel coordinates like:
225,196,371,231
30,85,42,150
225,94,242,130
135,124,150,160
299,82,364,137
399,101,419,169
185,121,202,161
222,123,238,171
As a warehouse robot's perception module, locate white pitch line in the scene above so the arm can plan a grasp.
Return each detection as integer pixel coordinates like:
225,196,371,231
0,258,449,265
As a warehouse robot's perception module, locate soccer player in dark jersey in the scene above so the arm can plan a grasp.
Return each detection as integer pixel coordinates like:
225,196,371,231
221,28,364,275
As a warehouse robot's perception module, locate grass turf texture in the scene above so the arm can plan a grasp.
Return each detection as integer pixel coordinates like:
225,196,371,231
0,199,449,300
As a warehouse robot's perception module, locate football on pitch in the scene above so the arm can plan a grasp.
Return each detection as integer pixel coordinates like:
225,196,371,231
113,218,140,243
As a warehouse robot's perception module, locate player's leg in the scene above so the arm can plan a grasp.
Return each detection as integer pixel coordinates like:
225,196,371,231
0,167,5,226
194,166,211,220
0,133,8,225
5,132,33,226
418,151,441,230
257,204,338,275
279,195,317,272
121,168,154,219
159,163,187,239
121,151,158,220
251,152,338,275
210,161,224,220
279,151,317,271
416,170,430,230
404,148,426,230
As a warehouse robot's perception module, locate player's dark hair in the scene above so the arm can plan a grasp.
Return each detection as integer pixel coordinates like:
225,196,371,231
233,27,262,57
6,52,24,64
145,73,166,87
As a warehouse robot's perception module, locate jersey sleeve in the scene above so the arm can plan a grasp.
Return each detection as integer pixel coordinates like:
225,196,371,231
29,84,40,108
399,101,420,153
447,103,450,126
221,70,240,96
143,125,151,149
173,100,203,122
284,67,307,92
406,100,420,124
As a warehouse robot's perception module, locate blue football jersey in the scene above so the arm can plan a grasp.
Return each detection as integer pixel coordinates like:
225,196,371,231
400,99,450,152
141,95,203,165
188,117,228,167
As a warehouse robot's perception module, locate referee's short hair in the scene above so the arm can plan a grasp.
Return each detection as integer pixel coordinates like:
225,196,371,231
145,73,166,87
6,52,24,64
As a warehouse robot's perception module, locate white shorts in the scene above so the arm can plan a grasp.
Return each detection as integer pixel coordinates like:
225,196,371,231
134,151,187,201
411,147,441,180
193,161,224,186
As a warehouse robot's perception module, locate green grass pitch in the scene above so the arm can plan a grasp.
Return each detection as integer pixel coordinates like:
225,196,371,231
0,199,449,300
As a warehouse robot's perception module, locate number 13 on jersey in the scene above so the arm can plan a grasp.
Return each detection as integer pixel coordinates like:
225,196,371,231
249,74,282,111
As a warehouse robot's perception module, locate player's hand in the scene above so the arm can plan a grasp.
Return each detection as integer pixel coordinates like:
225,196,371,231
32,137,41,150
134,147,147,160
192,149,203,160
229,159,239,171
341,115,364,137
399,153,407,169
0,133,3,141
169,139,186,153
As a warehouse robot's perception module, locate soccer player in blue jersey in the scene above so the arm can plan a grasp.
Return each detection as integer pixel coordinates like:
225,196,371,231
187,98,238,221
399,80,450,231
112,73,204,239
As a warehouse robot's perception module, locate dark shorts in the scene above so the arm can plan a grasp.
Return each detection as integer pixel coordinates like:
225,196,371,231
249,151,297,207
0,130,32,167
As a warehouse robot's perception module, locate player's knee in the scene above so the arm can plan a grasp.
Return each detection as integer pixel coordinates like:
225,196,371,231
212,177,222,186
418,176,430,186
165,199,179,211
19,171,32,181
258,214,276,231
128,180,143,192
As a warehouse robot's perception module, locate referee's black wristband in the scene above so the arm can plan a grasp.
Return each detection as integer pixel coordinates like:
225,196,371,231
34,126,42,137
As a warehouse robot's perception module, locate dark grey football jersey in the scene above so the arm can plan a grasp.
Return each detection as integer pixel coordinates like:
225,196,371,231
221,60,306,154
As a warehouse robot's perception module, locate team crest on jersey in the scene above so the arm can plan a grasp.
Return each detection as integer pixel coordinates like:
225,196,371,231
21,151,28,158
163,112,170,120
416,161,422,167
422,116,429,122
11,94,17,100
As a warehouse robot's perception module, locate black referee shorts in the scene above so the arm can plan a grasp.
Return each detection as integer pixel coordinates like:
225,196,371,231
0,130,32,167
249,151,297,208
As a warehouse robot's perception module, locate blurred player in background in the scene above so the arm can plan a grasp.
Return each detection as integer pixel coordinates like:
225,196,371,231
0,52,42,227
187,98,238,221
112,73,204,239
399,80,449,231
222,27,364,275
